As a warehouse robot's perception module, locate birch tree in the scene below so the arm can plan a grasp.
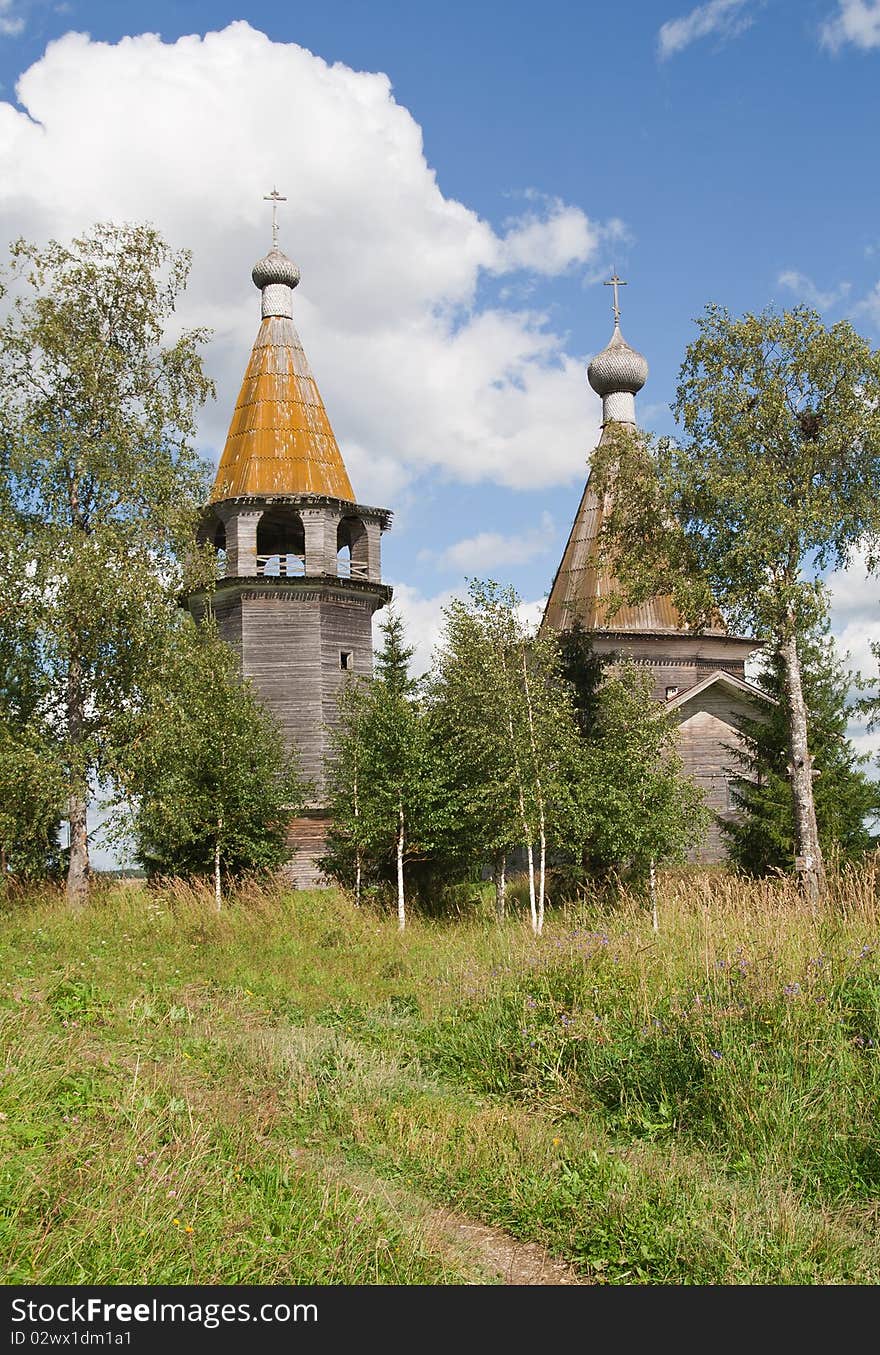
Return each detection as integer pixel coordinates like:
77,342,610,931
117,618,305,904
430,581,582,933
0,224,214,906
591,305,880,905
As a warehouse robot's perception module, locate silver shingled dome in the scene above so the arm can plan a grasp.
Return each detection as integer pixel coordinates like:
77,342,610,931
252,247,301,291
587,324,649,397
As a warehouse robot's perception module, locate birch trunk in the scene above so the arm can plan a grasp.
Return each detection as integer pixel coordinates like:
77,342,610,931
397,795,406,932
525,840,537,934
521,647,546,936
650,858,658,934
493,852,506,920
500,654,536,932
66,787,89,909
780,624,826,907
537,828,546,937
353,762,361,907
214,826,222,911
65,653,89,909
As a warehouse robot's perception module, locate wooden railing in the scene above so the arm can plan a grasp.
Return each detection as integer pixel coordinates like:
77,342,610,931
257,553,306,577
255,554,370,580
336,557,370,580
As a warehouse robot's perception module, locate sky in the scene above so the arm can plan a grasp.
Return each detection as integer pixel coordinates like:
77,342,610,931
1,0,879,859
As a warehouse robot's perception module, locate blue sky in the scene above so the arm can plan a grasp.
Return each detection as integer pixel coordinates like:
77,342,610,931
1,0,879,694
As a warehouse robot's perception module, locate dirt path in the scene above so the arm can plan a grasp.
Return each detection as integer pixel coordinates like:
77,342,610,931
289,1148,585,1285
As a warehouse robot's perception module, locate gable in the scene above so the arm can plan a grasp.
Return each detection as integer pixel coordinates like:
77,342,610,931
666,669,772,732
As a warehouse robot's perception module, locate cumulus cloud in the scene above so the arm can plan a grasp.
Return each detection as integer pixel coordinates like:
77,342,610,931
0,2,24,37
852,281,880,330
0,22,610,502
430,511,556,574
657,0,756,60
385,581,461,676
495,199,600,276
820,0,880,51
777,269,851,310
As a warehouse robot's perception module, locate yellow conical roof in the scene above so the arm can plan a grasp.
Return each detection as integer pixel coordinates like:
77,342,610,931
210,247,355,503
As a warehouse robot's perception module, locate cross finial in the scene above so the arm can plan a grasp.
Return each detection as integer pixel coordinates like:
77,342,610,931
264,187,287,250
604,272,627,325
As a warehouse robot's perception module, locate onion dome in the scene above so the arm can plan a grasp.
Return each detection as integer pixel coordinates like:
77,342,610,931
587,323,648,427
252,247,301,292
587,324,649,397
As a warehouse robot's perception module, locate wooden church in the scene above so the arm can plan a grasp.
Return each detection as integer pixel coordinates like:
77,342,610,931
541,278,772,861
191,200,768,877
188,202,392,886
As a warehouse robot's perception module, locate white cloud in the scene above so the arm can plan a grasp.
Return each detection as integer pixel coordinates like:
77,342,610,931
429,511,556,574
0,1,23,36
658,0,756,60
0,23,610,502
495,199,599,276
825,549,879,687
852,281,880,329
388,581,547,676
777,269,851,311
385,581,462,676
820,0,880,51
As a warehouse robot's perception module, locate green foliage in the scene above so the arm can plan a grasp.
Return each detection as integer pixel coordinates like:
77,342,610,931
592,305,880,639
429,581,584,877
322,610,454,911
0,223,215,899
326,587,707,914
571,664,708,882
724,625,880,874
591,305,880,894
118,618,305,884
0,719,65,882
554,621,608,738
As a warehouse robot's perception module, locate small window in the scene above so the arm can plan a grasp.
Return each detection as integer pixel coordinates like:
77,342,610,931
340,651,353,671
666,685,679,701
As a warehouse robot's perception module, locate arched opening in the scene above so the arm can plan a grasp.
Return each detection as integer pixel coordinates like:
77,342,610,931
196,513,227,577
257,508,305,577
337,515,368,580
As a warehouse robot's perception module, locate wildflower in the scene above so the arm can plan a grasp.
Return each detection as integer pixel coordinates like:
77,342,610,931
167,1189,176,1198
783,983,801,998
184,1224,194,1234
172,1219,180,1227
710,1050,723,1061
552,1137,562,1146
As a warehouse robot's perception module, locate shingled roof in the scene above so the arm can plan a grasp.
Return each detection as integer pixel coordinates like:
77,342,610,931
210,242,355,504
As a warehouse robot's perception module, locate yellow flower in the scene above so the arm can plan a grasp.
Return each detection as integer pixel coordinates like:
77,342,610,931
184,1224,194,1234
172,1219,180,1227
552,1137,562,1146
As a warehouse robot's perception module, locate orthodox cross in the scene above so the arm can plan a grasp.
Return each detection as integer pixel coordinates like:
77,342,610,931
264,187,287,249
604,272,627,325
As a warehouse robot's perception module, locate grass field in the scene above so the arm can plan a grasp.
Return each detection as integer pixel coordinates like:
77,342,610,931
2,869,880,1285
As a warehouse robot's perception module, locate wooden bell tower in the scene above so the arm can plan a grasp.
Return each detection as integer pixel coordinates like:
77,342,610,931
188,194,392,885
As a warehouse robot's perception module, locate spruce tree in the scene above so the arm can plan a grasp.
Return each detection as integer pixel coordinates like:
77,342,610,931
323,609,450,929
723,625,879,875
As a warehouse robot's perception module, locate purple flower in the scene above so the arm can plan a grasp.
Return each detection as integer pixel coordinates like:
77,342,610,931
710,1050,723,1061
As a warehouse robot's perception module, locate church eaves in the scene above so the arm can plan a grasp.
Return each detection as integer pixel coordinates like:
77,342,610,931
210,198,355,505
